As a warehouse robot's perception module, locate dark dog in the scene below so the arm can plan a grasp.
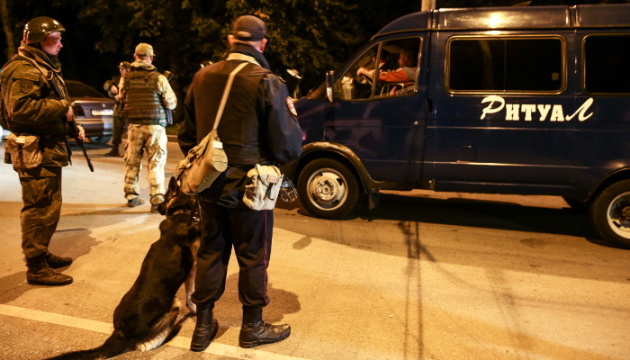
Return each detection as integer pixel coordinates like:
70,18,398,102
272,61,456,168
158,176,200,315
46,179,199,360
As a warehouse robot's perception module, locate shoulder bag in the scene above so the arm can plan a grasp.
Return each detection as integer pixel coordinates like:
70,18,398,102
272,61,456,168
176,62,248,195
3,133,42,171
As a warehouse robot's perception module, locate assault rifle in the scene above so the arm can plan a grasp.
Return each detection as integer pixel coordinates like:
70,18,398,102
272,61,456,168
163,70,174,125
50,78,94,172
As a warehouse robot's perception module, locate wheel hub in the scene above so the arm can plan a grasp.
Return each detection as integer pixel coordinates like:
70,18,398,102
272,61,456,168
309,171,346,207
609,198,630,235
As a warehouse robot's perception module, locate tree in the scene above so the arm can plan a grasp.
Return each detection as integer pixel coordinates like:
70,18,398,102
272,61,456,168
0,0,15,58
74,0,367,109
1,0,421,95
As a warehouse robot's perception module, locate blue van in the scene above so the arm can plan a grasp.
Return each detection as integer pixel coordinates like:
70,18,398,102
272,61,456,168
289,4,630,248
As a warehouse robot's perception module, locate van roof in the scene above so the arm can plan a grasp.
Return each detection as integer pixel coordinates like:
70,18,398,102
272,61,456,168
374,4,630,37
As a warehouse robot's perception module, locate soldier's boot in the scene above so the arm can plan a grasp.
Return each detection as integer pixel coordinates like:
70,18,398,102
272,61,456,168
239,306,291,348
190,303,219,352
150,194,165,213
26,254,73,286
45,252,73,269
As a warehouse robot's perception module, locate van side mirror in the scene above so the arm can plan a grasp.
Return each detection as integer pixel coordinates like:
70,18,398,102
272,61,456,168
325,71,334,102
285,69,302,98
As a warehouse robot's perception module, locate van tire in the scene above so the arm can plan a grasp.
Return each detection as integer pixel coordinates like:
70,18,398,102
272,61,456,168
589,180,630,249
297,158,360,219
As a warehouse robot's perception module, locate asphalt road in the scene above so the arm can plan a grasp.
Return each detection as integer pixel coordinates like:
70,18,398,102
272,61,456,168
0,139,628,360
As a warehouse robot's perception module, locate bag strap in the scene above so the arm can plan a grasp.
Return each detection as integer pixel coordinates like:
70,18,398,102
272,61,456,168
212,61,249,131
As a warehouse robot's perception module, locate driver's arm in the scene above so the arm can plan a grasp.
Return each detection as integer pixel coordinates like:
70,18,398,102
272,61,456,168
357,67,374,77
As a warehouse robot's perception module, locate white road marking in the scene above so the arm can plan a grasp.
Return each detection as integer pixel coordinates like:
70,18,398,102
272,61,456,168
0,304,309,360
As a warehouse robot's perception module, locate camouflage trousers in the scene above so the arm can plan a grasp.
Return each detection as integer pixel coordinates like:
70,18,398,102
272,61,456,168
19,167,62,260
124,124,167,202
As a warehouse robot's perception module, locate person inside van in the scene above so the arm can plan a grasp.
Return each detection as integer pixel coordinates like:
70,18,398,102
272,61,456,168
357,47,418,95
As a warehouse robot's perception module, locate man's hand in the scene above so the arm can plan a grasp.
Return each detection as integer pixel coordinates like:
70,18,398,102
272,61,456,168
76,123,86,141
65,106,74,122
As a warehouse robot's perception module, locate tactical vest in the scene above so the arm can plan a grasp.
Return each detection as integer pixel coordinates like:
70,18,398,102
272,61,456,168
122,69,166,126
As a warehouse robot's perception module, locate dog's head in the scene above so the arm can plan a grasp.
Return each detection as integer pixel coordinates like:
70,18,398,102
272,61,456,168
158,177,198,218
157,177,200,246
159,213,200,246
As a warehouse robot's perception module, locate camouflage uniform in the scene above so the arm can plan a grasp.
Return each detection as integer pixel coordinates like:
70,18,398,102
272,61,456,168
120,58,176,208
1,37,75,285
124,123,167,199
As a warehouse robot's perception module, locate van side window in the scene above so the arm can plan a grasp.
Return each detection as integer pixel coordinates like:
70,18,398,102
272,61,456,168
335,38,421,100
584,35,630,94
448,37,563,93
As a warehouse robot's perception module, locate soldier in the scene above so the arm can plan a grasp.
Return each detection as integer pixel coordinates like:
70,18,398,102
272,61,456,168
104,61,131,157
119,43,177,212
0,16,85,286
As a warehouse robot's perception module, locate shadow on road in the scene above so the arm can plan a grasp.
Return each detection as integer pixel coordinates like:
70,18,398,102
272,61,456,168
277,191,612,248
359,193,597,238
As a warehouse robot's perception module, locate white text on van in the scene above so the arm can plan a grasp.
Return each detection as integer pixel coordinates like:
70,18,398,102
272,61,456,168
480,96,594,122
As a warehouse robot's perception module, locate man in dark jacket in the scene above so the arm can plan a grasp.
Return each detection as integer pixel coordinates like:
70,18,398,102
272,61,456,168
103,61,131,157
179,15,302,351
0,16,85,286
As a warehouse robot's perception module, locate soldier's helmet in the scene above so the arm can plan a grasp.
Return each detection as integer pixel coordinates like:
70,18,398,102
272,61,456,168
23,16,65,44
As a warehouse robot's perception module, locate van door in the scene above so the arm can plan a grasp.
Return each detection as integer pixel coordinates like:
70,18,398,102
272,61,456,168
573,33,630,196
424,33,577,194
326,37,426,183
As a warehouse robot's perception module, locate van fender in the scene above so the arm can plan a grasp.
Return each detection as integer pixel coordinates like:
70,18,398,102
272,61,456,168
290,141,380,195
586,165,630,202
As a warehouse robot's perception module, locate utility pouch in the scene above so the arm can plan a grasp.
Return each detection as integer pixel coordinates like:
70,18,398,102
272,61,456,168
3,133,42,171
243,164,284,211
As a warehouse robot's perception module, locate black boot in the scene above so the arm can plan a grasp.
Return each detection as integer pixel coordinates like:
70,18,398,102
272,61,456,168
26,254,73,286
190,303,219,352
104,147,121,157
239,306,291,348
45,252,73,269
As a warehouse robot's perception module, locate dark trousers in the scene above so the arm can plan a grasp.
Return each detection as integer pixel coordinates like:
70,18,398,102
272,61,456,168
19,167,62,259
192,201,273,308
111,110,125,147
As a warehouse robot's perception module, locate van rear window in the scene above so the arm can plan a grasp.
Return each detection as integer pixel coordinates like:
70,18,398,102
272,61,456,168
448,37,563,93
584,35,630,94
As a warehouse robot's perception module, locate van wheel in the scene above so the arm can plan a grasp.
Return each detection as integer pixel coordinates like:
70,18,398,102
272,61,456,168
589,180,630,248
298,158,359,218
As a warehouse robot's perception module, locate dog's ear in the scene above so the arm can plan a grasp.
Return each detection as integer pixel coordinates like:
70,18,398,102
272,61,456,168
168,177,180,195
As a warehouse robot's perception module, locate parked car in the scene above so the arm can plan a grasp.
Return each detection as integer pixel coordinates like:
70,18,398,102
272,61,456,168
65,80,114,144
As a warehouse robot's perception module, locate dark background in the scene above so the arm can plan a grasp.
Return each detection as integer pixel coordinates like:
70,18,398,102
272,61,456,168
1,0,627,120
